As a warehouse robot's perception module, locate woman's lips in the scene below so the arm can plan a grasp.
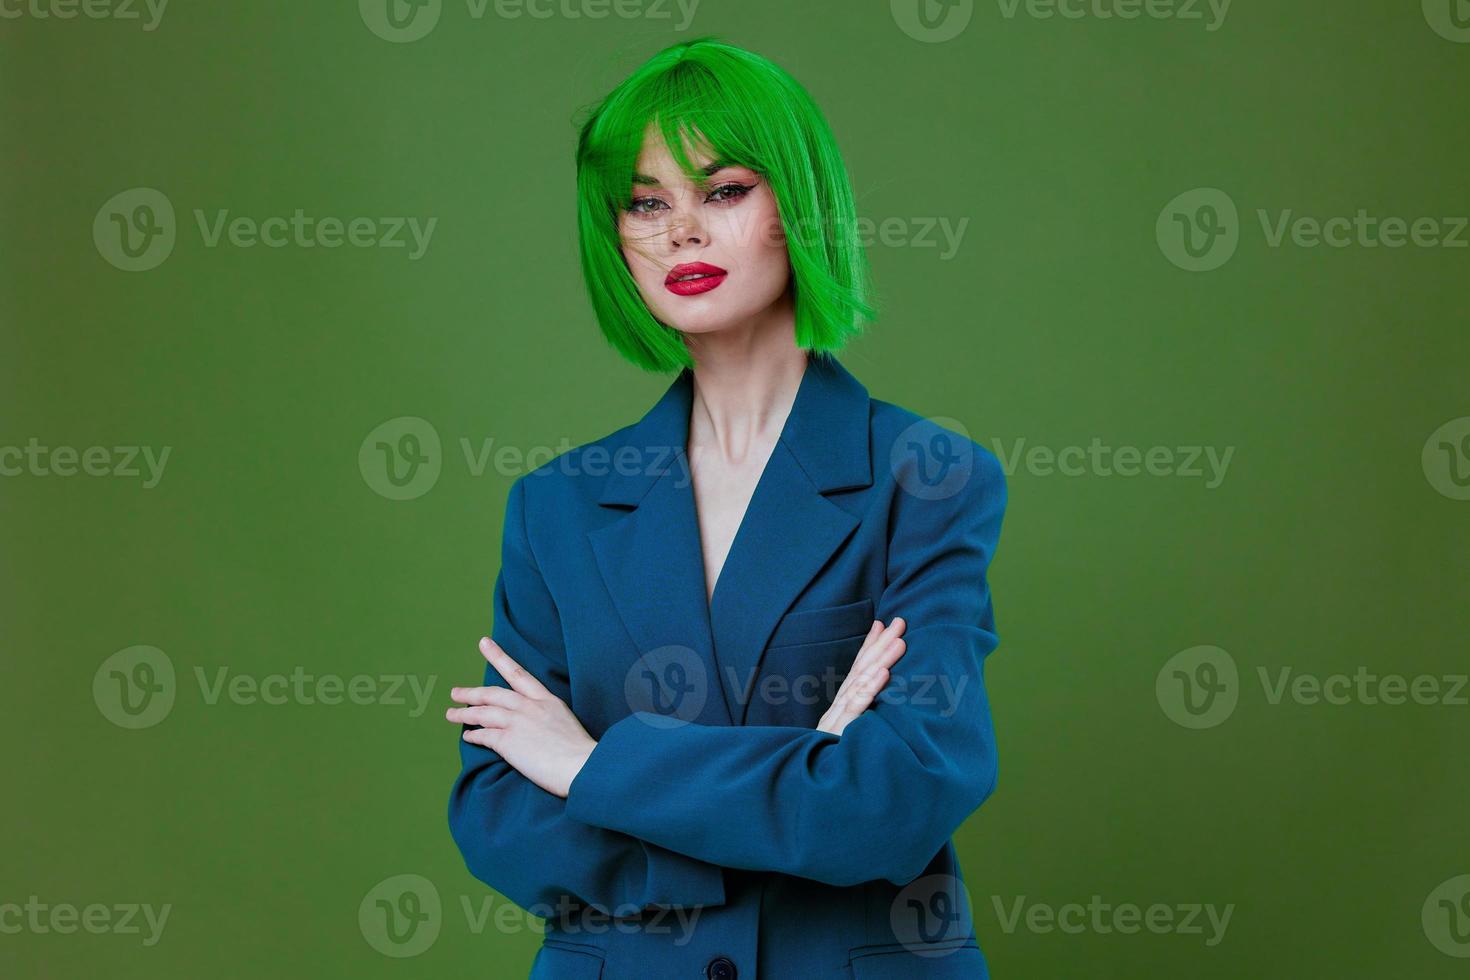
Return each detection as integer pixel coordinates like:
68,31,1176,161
664,262,728,296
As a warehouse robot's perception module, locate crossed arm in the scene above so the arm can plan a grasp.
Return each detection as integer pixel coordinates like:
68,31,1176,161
446,455,1005,914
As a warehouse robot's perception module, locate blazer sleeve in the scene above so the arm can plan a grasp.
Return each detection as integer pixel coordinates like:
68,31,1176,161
447,476,729,915
563,447,1008,888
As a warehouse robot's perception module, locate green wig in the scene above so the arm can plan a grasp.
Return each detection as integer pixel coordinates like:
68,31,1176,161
574,37,878,373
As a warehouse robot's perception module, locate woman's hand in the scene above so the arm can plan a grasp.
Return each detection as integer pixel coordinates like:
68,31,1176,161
816,617,907,736
446,637,597,799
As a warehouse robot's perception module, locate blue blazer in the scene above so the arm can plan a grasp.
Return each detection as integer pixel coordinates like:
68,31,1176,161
448,353,1008,980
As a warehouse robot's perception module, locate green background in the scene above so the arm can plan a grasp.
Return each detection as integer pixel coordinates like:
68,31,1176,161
3,1,1467,977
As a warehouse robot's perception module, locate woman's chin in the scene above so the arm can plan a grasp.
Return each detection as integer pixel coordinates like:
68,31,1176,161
664,315,742,337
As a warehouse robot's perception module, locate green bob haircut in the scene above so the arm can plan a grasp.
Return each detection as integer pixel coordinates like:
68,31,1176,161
574,36,878,373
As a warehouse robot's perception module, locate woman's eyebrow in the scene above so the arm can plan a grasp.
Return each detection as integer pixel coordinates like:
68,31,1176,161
632,158,740,187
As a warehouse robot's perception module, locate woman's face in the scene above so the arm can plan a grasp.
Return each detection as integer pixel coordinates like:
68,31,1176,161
618,126,791,338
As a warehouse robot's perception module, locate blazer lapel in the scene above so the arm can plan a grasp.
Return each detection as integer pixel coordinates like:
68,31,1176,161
589,353,874,728
707,442,860,724
708,354,873,723
588,369,731,726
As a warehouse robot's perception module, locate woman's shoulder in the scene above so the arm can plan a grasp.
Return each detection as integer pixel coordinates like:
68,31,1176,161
511,417,683,522
865,394,1006,512
515,423,636,492
866,394,1003,466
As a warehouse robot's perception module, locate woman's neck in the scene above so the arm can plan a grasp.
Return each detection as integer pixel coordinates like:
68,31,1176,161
685,308,807,465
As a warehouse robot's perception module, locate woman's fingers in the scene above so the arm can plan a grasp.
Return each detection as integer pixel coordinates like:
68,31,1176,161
839,665,891,716
848,617,906,680
832,655,893,717
444,641,539,727
841,621,906,698
448,685,521,707
478,636,550,699
445,704,512,728
461,727,501,749
815,616,909,735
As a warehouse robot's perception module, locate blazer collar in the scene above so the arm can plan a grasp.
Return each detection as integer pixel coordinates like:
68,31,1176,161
597,352,872,506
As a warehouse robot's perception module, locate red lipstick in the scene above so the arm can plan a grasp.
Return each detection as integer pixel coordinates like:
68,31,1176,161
664,262,728,296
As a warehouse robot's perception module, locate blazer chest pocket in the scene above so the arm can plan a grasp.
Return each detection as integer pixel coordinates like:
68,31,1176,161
848,938,987,979
530,939,605,979
766,597,875,651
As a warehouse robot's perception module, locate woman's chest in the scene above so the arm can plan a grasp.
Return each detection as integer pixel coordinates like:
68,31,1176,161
688,447,774,602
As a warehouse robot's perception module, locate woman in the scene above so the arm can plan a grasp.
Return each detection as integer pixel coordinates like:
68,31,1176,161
446,37,1007,980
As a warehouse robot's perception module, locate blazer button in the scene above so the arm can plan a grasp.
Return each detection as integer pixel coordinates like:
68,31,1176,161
705,955,737,980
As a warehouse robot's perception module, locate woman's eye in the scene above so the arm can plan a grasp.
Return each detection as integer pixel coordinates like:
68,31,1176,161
708,183,754,203
626,197,666,215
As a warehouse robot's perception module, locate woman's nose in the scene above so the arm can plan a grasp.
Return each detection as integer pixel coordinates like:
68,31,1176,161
669,213,705,248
